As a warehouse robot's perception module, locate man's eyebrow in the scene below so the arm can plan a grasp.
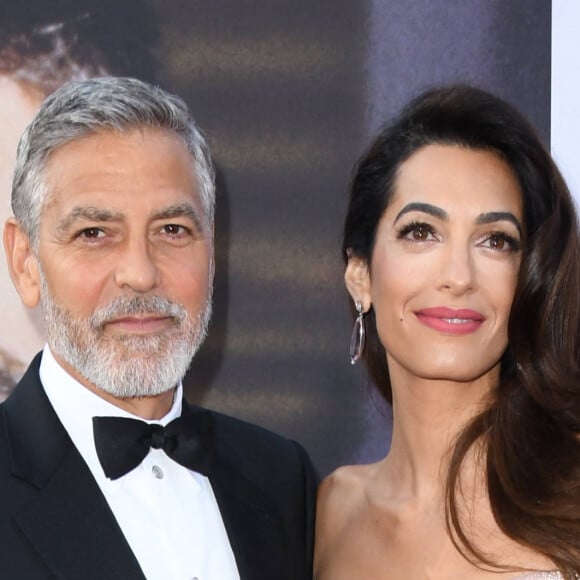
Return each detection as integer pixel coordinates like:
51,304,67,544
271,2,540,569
151,203,205,234
393,202,448,224
476,211,523,235
56,206,122,233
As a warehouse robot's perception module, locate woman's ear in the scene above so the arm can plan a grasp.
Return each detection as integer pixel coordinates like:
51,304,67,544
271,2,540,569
344,251,371,312
3,218,42,308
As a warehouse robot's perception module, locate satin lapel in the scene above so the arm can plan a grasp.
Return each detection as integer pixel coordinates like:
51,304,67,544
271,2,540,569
14,449,146,580
209,451,287,580
4,355,146,580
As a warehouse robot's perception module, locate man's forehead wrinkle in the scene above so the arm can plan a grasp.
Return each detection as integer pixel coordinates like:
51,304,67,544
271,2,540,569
55,206,122,233
53,202,208,232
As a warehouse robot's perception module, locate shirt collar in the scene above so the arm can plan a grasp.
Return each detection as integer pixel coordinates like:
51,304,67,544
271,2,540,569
39,346,183,488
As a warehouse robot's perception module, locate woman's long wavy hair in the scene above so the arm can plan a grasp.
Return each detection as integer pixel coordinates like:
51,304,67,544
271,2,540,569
343,85,580,576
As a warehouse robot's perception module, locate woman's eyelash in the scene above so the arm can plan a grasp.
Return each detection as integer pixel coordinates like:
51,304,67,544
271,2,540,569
395,222,521,251
483,232,521,252
396,221,435,240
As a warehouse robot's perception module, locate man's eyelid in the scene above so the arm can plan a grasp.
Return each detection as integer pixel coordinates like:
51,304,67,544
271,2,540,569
152,203,206,235
75,226,108,240
156,215,201,232
156,220,196,235
60,219,113,239
162,223,192,234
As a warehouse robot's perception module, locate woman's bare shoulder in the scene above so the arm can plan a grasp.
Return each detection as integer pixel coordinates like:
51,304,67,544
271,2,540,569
319,463,378,502
315,463,382,578
316,463,380,534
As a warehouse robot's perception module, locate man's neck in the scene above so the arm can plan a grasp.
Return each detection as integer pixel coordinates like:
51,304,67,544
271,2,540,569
83,383,176,420
51,350,177,420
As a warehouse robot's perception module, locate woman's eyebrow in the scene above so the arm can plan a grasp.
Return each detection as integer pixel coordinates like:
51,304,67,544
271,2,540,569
393,202,447,224
476,211,523,235
393,203,522,235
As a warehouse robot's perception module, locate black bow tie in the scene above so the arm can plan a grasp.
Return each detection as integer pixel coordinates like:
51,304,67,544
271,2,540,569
92,406,214,480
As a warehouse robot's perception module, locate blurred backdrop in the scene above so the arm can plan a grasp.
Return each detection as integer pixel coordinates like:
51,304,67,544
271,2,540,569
0,0,551,476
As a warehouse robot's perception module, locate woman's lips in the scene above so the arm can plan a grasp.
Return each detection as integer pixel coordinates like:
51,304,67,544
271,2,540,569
414,307,485,335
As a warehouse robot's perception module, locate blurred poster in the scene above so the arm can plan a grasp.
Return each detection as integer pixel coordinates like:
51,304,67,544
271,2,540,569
0,0,158,396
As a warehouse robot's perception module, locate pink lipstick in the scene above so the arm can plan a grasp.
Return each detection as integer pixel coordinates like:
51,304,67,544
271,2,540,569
414,307,485,335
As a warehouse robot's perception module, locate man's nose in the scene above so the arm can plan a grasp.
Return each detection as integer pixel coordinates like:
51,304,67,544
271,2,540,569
113,237,159,293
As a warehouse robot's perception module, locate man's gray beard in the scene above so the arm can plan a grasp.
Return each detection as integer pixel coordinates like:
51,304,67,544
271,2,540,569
39,274,212,399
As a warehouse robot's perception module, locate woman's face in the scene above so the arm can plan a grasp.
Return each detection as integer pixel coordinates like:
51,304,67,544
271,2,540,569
346,144,523,387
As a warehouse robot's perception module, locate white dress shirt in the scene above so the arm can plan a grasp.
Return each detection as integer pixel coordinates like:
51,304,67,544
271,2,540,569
40,347,240,580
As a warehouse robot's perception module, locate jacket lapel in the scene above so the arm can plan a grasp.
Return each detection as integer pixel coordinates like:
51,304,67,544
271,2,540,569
4,355,146,580
209,449,288,580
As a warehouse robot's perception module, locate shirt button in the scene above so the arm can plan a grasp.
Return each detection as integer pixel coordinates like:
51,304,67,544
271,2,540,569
152,465,164,479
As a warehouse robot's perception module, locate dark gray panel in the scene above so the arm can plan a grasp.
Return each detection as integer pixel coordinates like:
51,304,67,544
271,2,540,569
366,0,551,142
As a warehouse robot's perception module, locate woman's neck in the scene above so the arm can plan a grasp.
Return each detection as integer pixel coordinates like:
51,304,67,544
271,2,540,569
378,360,498,501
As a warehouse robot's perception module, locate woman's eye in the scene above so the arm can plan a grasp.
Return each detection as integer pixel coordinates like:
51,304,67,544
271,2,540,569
398,222,436,242
488,235,506,250
411,225,432,241
480,233,520,252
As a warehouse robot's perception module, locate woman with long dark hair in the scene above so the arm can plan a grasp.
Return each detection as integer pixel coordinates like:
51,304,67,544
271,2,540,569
315,86,579,579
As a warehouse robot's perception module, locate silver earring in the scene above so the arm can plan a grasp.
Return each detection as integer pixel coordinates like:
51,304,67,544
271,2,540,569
349,301,365,365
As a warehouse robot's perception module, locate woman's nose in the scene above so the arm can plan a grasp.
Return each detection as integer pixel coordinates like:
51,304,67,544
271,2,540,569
437,243,476,295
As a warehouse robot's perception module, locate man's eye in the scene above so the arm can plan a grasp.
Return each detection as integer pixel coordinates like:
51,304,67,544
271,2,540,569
78,227,104,239
163,224,189,235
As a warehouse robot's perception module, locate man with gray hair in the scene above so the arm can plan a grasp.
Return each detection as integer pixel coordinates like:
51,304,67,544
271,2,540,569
0,0,159,399
0,76,315,579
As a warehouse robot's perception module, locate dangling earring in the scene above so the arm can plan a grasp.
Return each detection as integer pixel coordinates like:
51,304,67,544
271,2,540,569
349,301,365,364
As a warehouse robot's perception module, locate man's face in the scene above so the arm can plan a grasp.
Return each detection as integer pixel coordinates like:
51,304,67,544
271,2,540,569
33,127,213,397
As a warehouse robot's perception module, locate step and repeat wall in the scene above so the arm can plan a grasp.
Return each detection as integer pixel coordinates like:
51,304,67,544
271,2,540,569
0,1,560,475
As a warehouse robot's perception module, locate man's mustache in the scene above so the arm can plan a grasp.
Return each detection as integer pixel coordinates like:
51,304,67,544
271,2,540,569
89,296,187,329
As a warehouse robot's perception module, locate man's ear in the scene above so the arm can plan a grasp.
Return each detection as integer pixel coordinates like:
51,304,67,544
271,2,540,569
344,251,371,312
3,218,41,308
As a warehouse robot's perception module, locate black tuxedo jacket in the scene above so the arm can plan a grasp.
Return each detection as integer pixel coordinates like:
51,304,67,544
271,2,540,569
0,354,316,579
